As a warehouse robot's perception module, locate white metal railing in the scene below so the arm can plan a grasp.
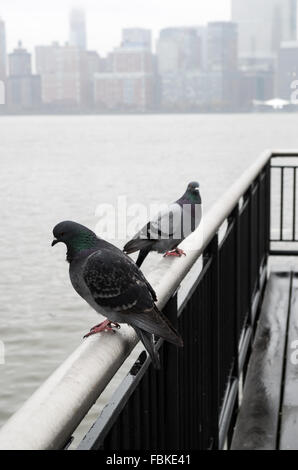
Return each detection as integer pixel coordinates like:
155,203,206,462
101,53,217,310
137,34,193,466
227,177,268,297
0,149,289,450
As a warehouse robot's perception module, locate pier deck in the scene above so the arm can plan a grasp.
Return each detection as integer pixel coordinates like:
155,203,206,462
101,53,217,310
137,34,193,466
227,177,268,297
232,271,298,450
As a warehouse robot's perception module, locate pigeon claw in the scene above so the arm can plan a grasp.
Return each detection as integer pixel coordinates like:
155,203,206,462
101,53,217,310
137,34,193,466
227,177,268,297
83,320,121,338
163,248,186,258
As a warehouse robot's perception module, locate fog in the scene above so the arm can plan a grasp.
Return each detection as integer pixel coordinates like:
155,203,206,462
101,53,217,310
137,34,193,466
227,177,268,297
0,0,230,54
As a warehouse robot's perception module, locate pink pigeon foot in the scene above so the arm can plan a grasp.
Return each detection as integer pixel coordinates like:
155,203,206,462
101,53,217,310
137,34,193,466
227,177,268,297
163,248,186,258
83,319,121,338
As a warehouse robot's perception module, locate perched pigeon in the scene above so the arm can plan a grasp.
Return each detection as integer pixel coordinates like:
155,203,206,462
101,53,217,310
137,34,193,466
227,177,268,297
123,181,202,267
52,221,183,369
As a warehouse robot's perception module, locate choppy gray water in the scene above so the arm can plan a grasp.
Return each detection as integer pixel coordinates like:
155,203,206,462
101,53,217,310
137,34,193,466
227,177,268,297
1,113,298,445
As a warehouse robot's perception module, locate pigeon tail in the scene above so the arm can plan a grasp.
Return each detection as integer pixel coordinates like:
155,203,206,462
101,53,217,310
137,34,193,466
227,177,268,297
134,327,160,369
136,247,152,267
123,238,154,255
128,306,183,349
154,306,184,348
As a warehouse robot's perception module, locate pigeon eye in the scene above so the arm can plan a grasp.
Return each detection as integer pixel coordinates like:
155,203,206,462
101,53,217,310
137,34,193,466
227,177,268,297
61,232,65,237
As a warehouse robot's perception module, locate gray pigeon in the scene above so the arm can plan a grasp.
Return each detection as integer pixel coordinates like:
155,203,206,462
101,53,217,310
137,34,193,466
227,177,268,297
52,221,183,369
123,181,202,267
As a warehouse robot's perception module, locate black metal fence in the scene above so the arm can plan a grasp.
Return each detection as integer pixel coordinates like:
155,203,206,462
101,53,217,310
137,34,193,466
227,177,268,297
270,154,298,255
78,160,271,451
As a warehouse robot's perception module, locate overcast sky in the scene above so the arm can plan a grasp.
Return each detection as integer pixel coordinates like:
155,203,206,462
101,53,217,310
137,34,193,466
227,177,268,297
0,0,231,56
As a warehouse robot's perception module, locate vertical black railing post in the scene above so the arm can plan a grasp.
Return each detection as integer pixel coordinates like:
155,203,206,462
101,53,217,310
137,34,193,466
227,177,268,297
204,234,220,449
163,293,180,449
256,175,261,292
226,206,240,447
280,166,284,241
231,204,240,381
266,161,271,260
293,167,296,242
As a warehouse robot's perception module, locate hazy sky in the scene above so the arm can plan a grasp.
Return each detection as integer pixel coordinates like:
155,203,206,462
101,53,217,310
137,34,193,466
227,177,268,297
0,0,231,56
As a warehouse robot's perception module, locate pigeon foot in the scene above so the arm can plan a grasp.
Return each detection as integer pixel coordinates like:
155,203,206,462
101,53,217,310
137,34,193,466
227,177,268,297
83,319,121,338
163,248,186,258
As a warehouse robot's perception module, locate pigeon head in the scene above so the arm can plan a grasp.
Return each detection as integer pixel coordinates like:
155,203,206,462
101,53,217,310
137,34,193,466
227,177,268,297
52,221,98,260
184,181,201,203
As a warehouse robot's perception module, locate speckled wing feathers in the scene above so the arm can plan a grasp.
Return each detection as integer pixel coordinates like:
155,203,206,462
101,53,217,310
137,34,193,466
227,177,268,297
82,248,183,346
82,250,154,314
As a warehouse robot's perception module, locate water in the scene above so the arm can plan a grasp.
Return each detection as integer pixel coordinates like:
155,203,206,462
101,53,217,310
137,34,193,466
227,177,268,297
1,113,298,444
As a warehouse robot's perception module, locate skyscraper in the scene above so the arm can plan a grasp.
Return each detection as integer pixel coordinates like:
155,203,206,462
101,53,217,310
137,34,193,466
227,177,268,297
94,29,155,111
122,28,152,50
69,8,87,50
7,42,41,110
207,22,239,110
277,42,298,99
0,18,6,81
207,22,238,71
232,0,297,61
36,43,81,106
157,27,202,74
9,41,31,76
156,27,204,110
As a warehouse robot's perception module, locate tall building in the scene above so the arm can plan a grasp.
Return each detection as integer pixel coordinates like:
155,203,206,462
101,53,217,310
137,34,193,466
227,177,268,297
207,22,239,109
157,27,202,75
110,47,154,74
232,0,297,61
156,27,203,109
7,42,41,111
121,28,151,50
69,9,87,50
80,50,103,106
9,41,31,76
0,18,6,81
207,22,238,71
36,43,81,106
94,29,155,111
94,72,154,111
277,42,298,99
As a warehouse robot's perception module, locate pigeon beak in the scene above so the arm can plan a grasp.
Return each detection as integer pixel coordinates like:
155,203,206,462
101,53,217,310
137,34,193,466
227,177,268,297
51,239,59,247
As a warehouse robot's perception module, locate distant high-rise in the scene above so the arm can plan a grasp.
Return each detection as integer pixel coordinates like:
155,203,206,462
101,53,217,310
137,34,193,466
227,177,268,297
207,22,238,71
277,42,298,99
121,28,152,50
80,50,103,106
0,18,6,81
69,8,87,50
110,47,154,74
157,27,202,75
207,22,239,110
9,41,32,76
232,0,297,61
36,43,81,106
7,42,41,110
94,29,155,111
156,27,208,110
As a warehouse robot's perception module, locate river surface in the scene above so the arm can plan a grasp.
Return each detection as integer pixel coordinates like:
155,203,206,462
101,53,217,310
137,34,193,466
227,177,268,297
1,113,298,446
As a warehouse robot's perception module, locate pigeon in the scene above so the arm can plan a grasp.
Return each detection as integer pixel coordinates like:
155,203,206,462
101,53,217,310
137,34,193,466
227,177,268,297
123,181,202,267
52,221,183,369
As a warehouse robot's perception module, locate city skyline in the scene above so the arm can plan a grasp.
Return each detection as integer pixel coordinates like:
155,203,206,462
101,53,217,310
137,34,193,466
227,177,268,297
0,0,230,56
1,2,298,113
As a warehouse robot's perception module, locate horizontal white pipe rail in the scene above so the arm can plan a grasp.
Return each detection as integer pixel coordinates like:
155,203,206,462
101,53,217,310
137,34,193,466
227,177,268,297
0,149,296,450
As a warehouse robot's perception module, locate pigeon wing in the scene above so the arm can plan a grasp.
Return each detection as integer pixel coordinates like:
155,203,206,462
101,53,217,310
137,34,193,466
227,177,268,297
124,203,182,253
83,249,154,313
82,249,182,345
148,203,182,240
